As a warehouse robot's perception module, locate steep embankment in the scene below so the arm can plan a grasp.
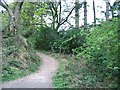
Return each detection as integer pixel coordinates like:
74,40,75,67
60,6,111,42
2,52,58,88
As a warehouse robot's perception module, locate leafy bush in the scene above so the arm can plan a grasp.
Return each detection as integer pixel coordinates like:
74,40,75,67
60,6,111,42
53,18,119,88
76,18,119,87
53,56,107,88
29,26,58,50
53,54,118,88
52,28,86,54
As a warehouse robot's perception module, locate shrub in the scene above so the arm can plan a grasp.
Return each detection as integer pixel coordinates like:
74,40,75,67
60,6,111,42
52,28,86,54
32,26,58,50
77,18,119,87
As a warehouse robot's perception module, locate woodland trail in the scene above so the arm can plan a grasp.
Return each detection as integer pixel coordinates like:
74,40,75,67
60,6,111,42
1,52,59,88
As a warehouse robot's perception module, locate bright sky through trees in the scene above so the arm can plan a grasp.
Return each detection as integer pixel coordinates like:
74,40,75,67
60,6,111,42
0,0,116,30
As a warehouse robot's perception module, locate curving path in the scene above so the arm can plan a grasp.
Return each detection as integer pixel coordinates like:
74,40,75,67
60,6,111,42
1,52,59,88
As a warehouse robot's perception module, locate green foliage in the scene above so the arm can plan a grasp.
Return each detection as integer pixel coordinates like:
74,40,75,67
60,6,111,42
53,18,119,88
20,2,36,25
52,28,86,54
29,26,58,50
76,18,119,87
32,28,86,54
2,51,40,82
113,1,120,11
2,67,27,81
61,29,82,52
53,54,118,88
0,12,10,38
52,54,108,88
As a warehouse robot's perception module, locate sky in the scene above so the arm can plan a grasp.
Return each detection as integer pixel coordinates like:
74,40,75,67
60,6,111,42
59,0,116,30
0,0,116,30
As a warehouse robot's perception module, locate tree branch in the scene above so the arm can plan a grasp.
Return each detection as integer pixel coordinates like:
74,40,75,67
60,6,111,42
55,7,75,30
60,7,75,26
0,1,8,11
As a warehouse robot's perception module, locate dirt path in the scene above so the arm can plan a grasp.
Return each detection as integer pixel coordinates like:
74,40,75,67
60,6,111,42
1,52,59,88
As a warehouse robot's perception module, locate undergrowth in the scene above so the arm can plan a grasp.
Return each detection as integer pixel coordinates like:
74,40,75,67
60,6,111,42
2,36,40,82
49,52,118,88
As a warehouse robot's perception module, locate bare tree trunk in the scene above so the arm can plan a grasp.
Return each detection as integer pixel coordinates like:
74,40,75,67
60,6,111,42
93,0,96,26
9,12,17,35
84,0,87,30
0,1,23,35
14,2,24,30
106,0,109,20
108,2,114,18
75,0,79,29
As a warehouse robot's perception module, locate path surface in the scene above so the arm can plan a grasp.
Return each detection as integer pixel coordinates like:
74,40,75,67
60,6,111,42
1,52,59,88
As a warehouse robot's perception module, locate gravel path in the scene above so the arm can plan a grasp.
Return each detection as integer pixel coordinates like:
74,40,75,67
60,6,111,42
1,52,59,88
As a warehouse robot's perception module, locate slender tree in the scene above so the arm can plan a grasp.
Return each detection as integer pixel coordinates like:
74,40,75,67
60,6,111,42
108,2,114,18
84,0,87,30
93,0,96,26
75,0,79,29
106,0,109,20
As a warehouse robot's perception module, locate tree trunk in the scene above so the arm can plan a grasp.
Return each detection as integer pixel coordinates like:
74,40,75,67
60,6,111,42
84,0,87,30
0,1,28,49
9,15,17,35
75,0,79,29
106,1,109,20
0,1,23,35
14,2,24,30
93,0,96,26
108,2,114,18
